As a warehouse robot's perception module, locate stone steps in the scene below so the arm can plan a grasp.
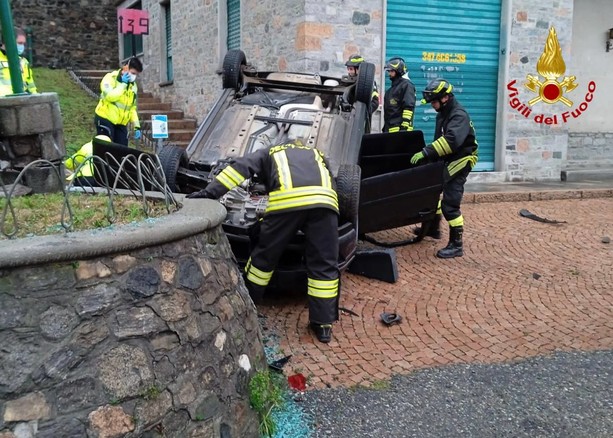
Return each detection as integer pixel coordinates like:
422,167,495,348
70,71,197,149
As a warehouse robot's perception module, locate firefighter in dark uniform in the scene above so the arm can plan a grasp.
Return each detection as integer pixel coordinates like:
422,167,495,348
410,79,478,258
382,57,416,133
345,54,380,114
186,141,340,343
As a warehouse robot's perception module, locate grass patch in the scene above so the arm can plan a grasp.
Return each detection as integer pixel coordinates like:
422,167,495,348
34,68,98,156
1,192,170,239
249,370,285,437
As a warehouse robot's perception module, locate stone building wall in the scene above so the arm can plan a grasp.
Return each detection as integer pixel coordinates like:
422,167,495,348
502,0,575,181
10,0,118,69
139,0,383,123
0,202,265,438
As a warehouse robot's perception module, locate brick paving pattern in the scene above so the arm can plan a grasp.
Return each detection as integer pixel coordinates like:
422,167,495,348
260,198,613,389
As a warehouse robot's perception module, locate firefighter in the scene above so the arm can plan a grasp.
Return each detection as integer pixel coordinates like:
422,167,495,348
186,141,340,344
0,28,37,96
345,54,380,114
94,57,142,146
382,57,416,133
410,79,478,258
64,135,113,186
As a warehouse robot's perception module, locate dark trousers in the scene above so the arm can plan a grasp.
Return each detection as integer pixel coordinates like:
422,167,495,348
95,115,129,146
246,208,340,324
441,164,471,222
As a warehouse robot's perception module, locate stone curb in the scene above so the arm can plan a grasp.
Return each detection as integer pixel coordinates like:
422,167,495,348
0,196,226,269
465,188,613,204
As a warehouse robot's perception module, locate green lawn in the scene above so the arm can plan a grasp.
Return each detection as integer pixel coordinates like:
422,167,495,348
33,68,97,155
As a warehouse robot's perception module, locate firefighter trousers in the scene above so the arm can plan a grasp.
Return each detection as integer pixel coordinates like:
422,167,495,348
245,208,340,324
441,164,471,223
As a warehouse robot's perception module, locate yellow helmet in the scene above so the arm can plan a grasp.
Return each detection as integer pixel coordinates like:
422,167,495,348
94,134,112,142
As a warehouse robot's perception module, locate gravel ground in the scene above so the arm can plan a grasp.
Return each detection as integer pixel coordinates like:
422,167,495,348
300,350,613,438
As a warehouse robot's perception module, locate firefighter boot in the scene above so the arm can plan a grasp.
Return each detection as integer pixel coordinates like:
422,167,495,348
413,214,442,239
436,226,464,258
310,323,333,343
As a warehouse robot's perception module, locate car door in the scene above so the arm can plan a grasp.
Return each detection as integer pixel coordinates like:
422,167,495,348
358,130,445,234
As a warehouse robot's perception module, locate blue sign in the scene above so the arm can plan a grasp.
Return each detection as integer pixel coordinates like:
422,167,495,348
151,114,168,139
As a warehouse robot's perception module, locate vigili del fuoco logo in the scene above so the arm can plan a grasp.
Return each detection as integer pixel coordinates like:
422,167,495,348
506,27,596,125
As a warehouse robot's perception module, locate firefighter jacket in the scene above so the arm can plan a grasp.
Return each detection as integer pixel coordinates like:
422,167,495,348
0,49,37,96
95,69,140,129
203,143,339,215
383,76,416,132
370,81,380,114
64,141,94,179
422,97,479,177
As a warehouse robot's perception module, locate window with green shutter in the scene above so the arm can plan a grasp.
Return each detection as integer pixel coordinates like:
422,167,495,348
164,2,173,81
227,0,240,50
121,1,144,60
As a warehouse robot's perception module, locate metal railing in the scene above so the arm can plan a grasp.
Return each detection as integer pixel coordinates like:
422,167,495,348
1,152,179,239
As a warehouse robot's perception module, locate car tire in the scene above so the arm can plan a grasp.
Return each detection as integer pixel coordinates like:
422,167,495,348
355,62,375,104
336,164,361,226
158,144,188,192
222,49,247,90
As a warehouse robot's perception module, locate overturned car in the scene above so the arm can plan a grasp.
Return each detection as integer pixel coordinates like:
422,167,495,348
156,50,445,285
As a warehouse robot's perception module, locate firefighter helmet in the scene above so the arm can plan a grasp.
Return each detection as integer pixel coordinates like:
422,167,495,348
422,79,454,103
345,54,365,68
384,57,407,76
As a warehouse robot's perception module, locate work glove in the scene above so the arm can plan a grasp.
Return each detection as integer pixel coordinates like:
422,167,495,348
121,71,131,84
186,189,212,199
134,129,142,140
410,151,425,165
388,126,400,133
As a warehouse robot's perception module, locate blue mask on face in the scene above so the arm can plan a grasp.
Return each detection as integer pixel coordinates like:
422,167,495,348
17,44,25,55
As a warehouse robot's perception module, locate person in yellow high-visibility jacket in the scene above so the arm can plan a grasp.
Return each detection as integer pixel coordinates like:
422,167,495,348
94,57,143,145
0,28,37,96
64,135,112,185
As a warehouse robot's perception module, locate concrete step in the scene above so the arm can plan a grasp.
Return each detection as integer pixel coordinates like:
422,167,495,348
138,101,173,111
140,92,154,99
165,129,197,142
141,118,197,130
561,168,613,182
138,109,184,120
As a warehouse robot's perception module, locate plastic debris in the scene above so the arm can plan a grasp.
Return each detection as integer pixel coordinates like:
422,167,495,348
288,373,307,391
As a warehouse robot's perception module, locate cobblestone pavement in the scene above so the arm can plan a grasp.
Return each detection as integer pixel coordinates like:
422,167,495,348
259,197,613,389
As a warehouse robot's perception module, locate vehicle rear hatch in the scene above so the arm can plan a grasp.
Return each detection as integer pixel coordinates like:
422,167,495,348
358,130,445,234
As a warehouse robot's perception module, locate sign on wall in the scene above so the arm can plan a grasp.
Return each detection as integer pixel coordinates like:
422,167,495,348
117,9,150,35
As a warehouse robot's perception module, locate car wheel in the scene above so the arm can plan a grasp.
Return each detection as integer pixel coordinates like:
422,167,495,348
355,62,375,104
336,164,361,226
222,49,247,90
158,144,188,192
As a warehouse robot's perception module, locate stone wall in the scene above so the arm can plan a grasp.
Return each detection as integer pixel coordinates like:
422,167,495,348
502,0,575,181
0,93,65,193
10,0,118,69
0,200,264,438
138,0,383,125
567,132,613,170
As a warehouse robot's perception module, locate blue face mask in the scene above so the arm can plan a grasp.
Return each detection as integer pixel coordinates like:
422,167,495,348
17,44,25,55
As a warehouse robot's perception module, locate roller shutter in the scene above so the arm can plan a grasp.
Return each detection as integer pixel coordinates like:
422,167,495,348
386,0,502,170
227,0,240,50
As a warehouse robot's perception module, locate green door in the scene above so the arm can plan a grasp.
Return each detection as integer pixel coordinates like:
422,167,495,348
386,0,502,171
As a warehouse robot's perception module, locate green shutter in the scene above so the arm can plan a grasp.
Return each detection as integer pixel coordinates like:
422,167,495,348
386,0,502,171
227,0,240,50
165,4,173,81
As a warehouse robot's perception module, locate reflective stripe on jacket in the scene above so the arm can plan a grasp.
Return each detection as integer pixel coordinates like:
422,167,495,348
94,69,140,128
204,142,339,215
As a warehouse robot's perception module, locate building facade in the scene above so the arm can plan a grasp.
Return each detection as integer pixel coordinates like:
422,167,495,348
126,0,611,181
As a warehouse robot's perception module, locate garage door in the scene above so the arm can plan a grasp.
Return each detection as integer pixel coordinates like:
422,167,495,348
386,0,502,171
